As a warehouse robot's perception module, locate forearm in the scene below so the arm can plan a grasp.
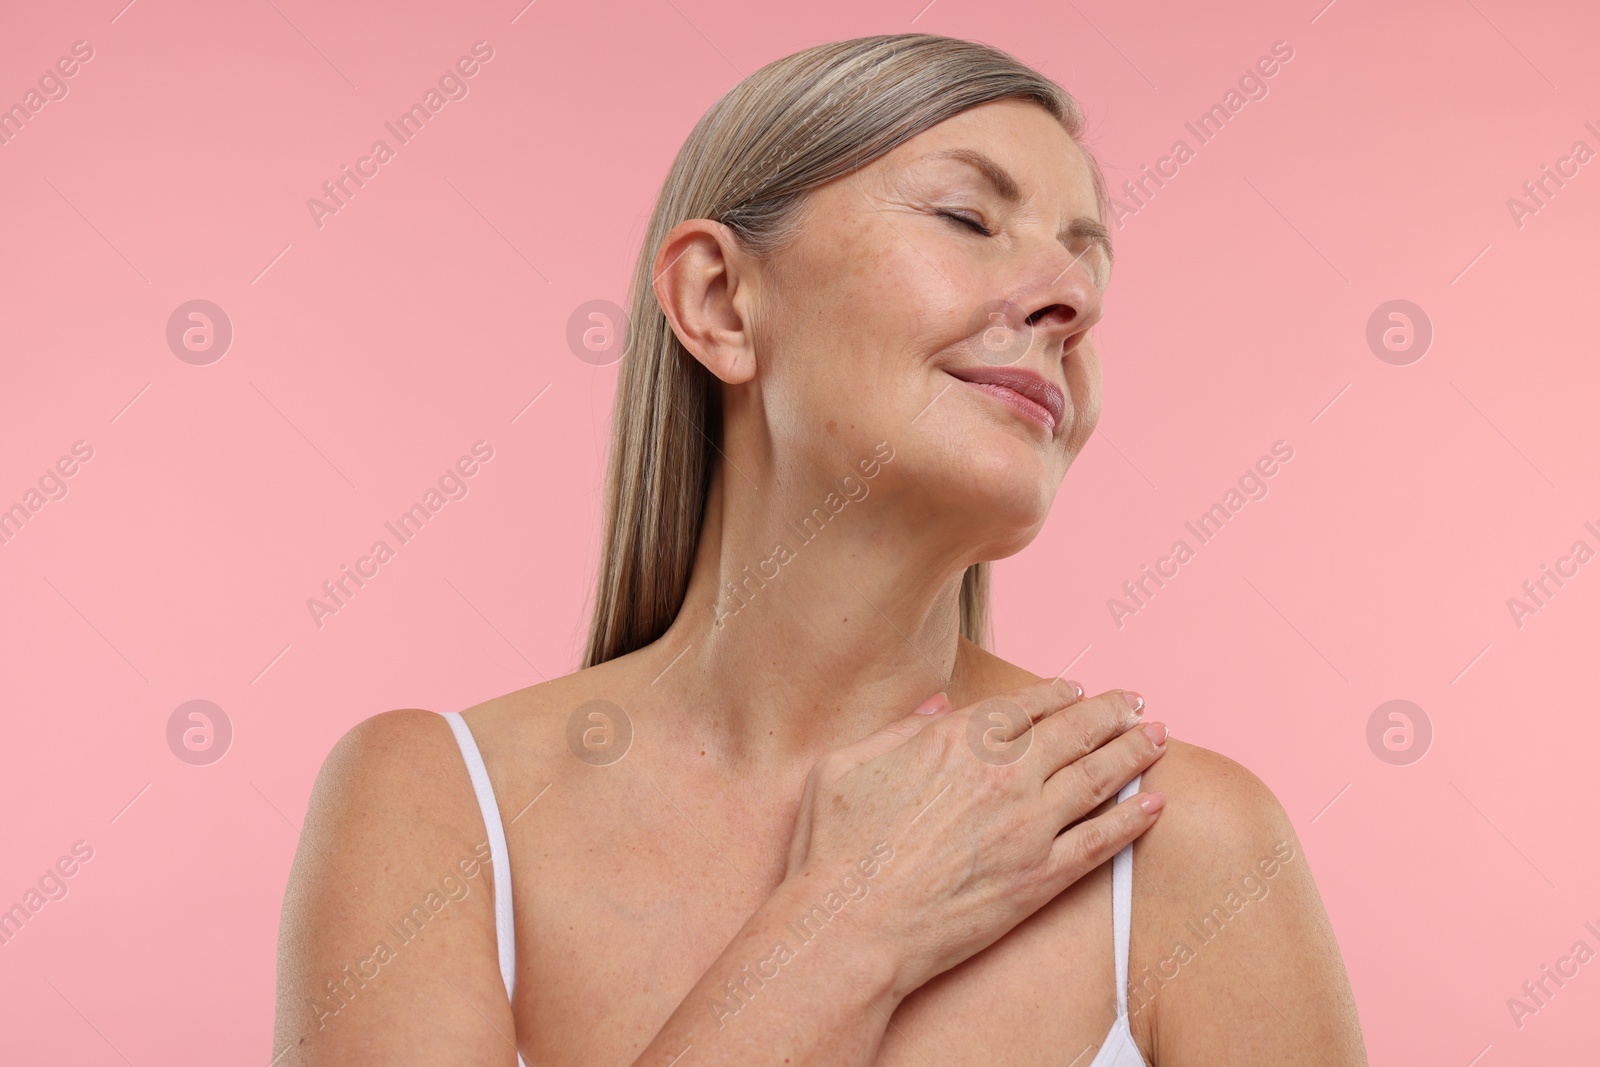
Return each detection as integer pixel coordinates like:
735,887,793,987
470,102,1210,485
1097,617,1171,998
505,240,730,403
629,875,906,1066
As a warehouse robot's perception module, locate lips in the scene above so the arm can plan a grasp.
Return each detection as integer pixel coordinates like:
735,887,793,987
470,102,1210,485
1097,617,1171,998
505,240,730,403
945,366,1066,431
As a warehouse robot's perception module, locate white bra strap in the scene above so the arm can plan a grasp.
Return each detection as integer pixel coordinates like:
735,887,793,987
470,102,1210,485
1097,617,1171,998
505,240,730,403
1112,772,1142,1017
442,712,518,1003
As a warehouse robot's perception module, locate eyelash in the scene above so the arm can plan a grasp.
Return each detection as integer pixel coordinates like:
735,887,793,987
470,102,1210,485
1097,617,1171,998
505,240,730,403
937,210,993,237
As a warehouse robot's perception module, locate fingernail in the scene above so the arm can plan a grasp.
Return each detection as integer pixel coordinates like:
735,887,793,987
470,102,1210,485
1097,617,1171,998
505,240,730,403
913,692,950,715
1141,721,1168,746
1122,690,1144,715
1139,792,1165,814
1063,679,1084,699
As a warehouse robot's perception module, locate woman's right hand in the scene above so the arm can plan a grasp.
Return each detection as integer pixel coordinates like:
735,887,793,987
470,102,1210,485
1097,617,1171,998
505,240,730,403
780,678,1167,996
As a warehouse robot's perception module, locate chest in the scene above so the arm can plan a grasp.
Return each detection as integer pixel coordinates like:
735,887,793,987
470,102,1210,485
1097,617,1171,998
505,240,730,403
504,801,1127,1066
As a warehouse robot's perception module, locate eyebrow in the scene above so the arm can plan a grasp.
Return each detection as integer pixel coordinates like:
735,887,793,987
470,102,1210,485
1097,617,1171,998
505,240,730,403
920,146,1114,271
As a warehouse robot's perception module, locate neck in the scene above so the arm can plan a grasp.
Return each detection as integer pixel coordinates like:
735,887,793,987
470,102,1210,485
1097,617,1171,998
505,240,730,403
646,450,985,769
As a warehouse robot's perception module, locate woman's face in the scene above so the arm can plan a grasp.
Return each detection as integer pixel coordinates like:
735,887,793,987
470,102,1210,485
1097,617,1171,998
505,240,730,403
748,98,1111,560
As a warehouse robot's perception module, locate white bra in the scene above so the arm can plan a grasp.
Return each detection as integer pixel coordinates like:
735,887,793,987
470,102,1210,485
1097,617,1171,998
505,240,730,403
443,711,1147,1067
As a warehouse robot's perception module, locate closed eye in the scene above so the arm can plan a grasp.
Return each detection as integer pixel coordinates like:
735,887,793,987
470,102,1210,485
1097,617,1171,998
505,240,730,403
937,210,993,237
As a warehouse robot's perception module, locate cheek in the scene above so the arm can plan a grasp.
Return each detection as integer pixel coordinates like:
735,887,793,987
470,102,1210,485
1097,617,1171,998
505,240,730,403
758,219,984,450
768,262,927,401
841,218,974,343
1061,340,1103,455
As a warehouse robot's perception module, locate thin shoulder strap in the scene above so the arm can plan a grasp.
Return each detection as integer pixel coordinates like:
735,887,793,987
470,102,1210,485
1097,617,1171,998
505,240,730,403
442,711,518,1002
1112,772,1142,1017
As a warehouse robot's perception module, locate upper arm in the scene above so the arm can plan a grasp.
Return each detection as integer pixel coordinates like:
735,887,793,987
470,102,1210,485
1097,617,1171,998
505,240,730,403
271,709,522,1067
1128,740,1367,1066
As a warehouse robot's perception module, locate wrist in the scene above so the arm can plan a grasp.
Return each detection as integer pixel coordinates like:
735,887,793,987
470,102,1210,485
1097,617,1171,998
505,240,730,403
769,862,912,1010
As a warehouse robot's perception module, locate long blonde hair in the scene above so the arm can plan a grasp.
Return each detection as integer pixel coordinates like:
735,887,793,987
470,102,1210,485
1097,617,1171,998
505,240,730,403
583,32,1108,669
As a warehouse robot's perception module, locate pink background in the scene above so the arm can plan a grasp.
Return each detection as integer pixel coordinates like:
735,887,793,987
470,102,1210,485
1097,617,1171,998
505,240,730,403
2,0,1596,1062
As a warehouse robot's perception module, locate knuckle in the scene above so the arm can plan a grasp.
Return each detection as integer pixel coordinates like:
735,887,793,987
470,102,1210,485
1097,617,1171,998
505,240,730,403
1076,822,1110,860
1097,689,1134,721
1041,676,1078,702
994,684,1033,716
1008,678,1074,720
1075,700,1126,742
1069,755,1108,799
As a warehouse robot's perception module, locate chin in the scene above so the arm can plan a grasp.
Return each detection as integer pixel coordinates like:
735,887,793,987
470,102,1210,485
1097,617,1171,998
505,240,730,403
939,431,1060,547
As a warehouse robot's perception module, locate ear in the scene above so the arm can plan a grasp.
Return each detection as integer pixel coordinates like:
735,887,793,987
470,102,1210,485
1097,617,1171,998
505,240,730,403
651,218,757,385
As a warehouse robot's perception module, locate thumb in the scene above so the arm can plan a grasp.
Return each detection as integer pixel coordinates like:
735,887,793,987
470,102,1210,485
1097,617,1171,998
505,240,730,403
838,691,953,765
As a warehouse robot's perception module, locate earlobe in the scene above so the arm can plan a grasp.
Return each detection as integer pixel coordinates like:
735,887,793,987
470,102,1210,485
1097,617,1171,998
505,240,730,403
652,219,758,385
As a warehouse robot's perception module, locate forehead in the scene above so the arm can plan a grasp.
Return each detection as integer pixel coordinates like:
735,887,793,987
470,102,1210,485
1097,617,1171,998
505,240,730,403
875,99,1097,209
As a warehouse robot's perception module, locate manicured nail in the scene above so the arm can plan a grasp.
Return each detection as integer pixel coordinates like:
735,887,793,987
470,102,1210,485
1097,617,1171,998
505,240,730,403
1139,792,1165,814
1063,679,1085,699
1121,690,1144,715
1141,721,1168,746
913,692,950,715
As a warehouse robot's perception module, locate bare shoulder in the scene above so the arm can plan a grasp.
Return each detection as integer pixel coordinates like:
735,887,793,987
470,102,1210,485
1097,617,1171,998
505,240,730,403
455,670,599,735
309,707,477,812
291,707,503,891
1129,739,1367,1065
978,651,1365,1063
1136,738,1296,871
450,661,635,772
272,707,521,1066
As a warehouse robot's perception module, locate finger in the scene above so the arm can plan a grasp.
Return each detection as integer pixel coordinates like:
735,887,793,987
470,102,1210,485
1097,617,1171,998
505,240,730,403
1044,789,1165,888
835,690,954,766
784,790,816,878
966,677,1088,745
1028,689,1145,783
1041,720,1168,828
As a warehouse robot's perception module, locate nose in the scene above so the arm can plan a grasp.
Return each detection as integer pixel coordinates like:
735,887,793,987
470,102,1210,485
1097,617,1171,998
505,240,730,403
1019,240,1105,351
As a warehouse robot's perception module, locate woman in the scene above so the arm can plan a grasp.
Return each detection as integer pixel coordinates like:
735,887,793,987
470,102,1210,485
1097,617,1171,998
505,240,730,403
273,33,1366,1065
